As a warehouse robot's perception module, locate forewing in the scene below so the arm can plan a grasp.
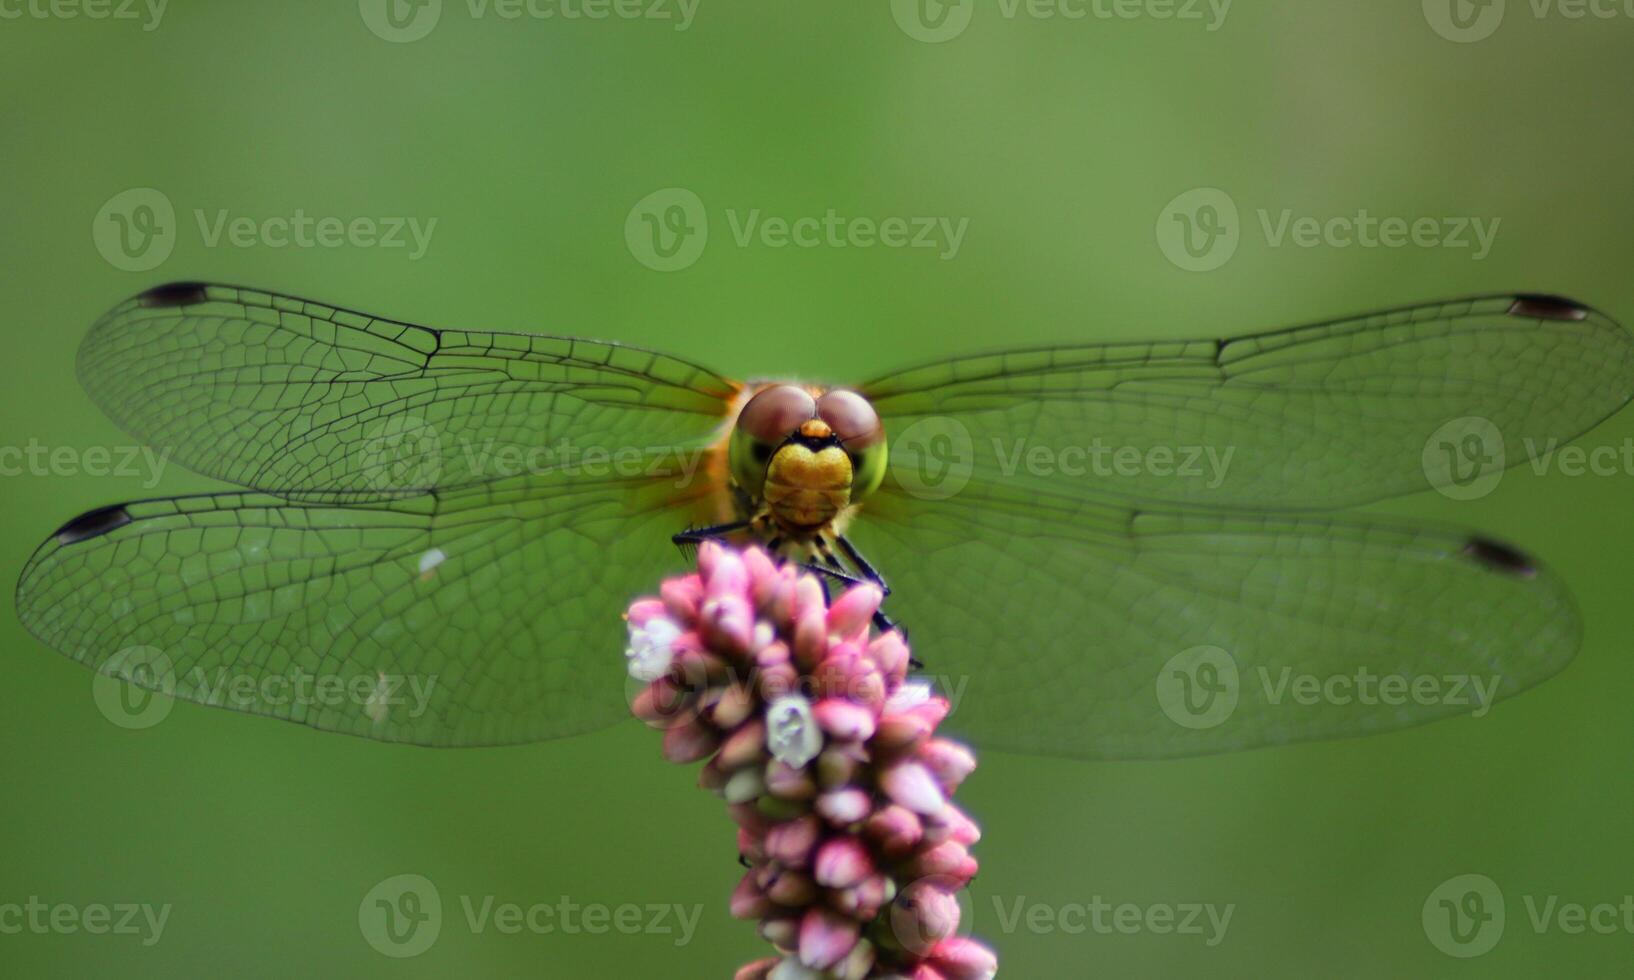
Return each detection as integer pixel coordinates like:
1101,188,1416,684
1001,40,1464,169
15,466,706,745
77,283,738,496
862,295,1634,509
853,482,1578,759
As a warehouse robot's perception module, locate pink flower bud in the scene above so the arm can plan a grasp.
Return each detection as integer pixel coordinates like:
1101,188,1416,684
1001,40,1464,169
814,835,874,889
662,719,720,764
731,872,773,920
923,804,982,847
718,719,769,771
814,698,877,742
891,880,962,954
918,739,977,793
798,907,859,971
815,787,872,826
867,630,911,683
660,574,704,621
830,937,877,980
625,598,668,628
928,937,999,980
826,583,882,638
864,804,924,857
704,545,750,598
908,841,978,888
882,761,946,816
764,868,818,907
829,872,891,921
733,957,780,980
765,815,821,868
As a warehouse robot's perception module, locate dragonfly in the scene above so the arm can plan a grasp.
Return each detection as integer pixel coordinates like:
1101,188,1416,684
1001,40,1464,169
15,283,1634,758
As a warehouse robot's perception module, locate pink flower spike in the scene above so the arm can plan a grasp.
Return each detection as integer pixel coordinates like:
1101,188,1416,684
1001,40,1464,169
814,698,877,742
928,937,999,980
792,609,828,672
909,965,951,980
814,836,874,890
882,761,947,816
765,814,821,868
826,583,883,638
815,787,872,826
918,739,978,794
798,907,860,971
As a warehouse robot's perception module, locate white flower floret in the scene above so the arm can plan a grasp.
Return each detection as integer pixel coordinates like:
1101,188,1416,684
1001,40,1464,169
766,694,823,769
625,616,681,682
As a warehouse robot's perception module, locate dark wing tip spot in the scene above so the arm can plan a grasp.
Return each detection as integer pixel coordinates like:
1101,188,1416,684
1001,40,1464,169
1463,537,1538,578
137,282,211,308
1508,295,1591,322
53,505,133,545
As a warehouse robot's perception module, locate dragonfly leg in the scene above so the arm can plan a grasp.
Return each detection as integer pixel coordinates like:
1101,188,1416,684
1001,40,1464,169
672,520,753,559
834,534,915,661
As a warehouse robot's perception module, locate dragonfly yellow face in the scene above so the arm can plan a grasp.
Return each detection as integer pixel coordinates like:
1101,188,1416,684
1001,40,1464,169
720,384,889,552
15,282,1634,757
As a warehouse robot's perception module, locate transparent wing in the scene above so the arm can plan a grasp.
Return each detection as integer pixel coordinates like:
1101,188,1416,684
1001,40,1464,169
15,466,708,745
853,481,1579,759
861,294,1634,509
77,282,739,496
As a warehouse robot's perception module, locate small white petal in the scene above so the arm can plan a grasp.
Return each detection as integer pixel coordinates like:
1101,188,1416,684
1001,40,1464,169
769,957,824,980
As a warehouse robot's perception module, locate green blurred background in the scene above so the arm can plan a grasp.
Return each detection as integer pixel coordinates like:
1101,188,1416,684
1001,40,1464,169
3,1,1633,976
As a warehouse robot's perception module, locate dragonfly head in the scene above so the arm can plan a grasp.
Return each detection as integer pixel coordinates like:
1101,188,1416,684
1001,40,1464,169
729,384,888,529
